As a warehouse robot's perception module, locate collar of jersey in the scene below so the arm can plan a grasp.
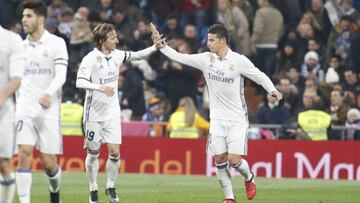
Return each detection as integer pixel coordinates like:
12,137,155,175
215,48,232,61
93,48,113,59
25,30,50,45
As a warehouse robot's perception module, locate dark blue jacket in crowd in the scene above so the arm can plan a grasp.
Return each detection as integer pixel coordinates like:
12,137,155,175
256,102,291,125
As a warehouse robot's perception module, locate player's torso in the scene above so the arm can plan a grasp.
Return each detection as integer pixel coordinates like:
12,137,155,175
84,51,123,121
0,29,18,120
16,33,62,119
202,52,247,120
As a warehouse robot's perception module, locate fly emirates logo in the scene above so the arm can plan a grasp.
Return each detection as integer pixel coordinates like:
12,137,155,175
208,69,234,83
100,71,118,84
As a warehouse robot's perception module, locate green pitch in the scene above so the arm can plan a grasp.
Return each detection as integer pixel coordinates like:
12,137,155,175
13,172,360,203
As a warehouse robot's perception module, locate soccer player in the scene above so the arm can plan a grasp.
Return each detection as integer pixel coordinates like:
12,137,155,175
76,23,158,203
150,23,283,203
15,2,68,203
0,26,25,203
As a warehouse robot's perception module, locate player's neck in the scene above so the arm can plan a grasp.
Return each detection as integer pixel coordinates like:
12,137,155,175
100,47,111,55
29,27,45,42
216,46,229,59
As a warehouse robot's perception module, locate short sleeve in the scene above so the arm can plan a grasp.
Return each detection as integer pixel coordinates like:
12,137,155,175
77,55,93,81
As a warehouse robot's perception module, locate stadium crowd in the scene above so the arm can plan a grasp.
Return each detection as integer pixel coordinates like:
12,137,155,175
1,0,360,140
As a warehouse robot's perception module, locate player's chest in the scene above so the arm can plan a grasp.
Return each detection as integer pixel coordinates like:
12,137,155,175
94,57,120,77
25,44,55,65
205,60,239,83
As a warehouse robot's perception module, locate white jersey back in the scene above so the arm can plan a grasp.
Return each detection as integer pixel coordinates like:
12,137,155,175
0,26,25,121
16,30,68,119
161,46,277,122
78,48,127,122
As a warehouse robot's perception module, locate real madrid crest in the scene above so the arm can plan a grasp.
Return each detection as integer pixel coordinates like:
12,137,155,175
96,56,102,63
229,64,235,71
80,67,86,73
43,49,48,57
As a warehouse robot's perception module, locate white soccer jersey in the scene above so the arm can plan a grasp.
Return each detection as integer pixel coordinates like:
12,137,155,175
161,46,277,121
16,30,68,119
0,26,25,121
77,46,156,122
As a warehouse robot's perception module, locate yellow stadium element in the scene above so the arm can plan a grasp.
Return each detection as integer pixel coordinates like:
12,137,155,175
61,102,84,136
298,110,331,141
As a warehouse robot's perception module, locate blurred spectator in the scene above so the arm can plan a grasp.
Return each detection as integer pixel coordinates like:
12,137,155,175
340,0,360,20
278,77,299,114
58,8,74,40
183,24,200,53
160,41,202,112
70,6,93,62
142,97,167,122
167,97,209,138
308,38,325,66
61,87,84,136
308,0,333,41
350,15,360,72
110,9,137,46
163,14,183,38
293,86,321,117
343,68,360,96
232,0,254,27
121,63,146,120
91,0,114,22
291,90,331,140
299,11,323,41
345,108,360,140
217,0,250,55
47,0,71,21
148,0,178,30
130,18,152,50
301,51,324,83
178,0,214,29
286,67,306,92
256,93,290,125
143,81,157,109
327,55,344,83
0,0,16,28
327,89,347,125
275,41,302,78
251,0,283,77
294,23,315,54
327,15,358,65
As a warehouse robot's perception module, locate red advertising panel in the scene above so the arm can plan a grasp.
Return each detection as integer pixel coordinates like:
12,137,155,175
13,137,360,180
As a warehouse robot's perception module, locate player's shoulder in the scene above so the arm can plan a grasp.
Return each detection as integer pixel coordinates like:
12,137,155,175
47,31,66,45
82,49,97,62
0,27,22,43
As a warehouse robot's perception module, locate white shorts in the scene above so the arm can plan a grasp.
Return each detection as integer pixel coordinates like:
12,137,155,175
16,116,63,154
206,119,248,156
83,117,122,151
0,118,16,158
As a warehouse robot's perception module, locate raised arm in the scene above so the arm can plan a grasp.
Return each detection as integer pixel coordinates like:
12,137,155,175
159,45,204,70
123,45,157,62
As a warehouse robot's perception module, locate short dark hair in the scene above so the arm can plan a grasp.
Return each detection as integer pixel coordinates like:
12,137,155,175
23,1,47,18
208,24,229,44
93,23,116,49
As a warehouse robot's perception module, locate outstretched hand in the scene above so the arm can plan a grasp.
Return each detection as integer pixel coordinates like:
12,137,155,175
150,23,166,49
270,91,283,101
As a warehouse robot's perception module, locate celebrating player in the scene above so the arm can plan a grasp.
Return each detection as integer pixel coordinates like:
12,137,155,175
0,26,25,203
15,2,68,203
151,23,282,202
76,23,159,203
